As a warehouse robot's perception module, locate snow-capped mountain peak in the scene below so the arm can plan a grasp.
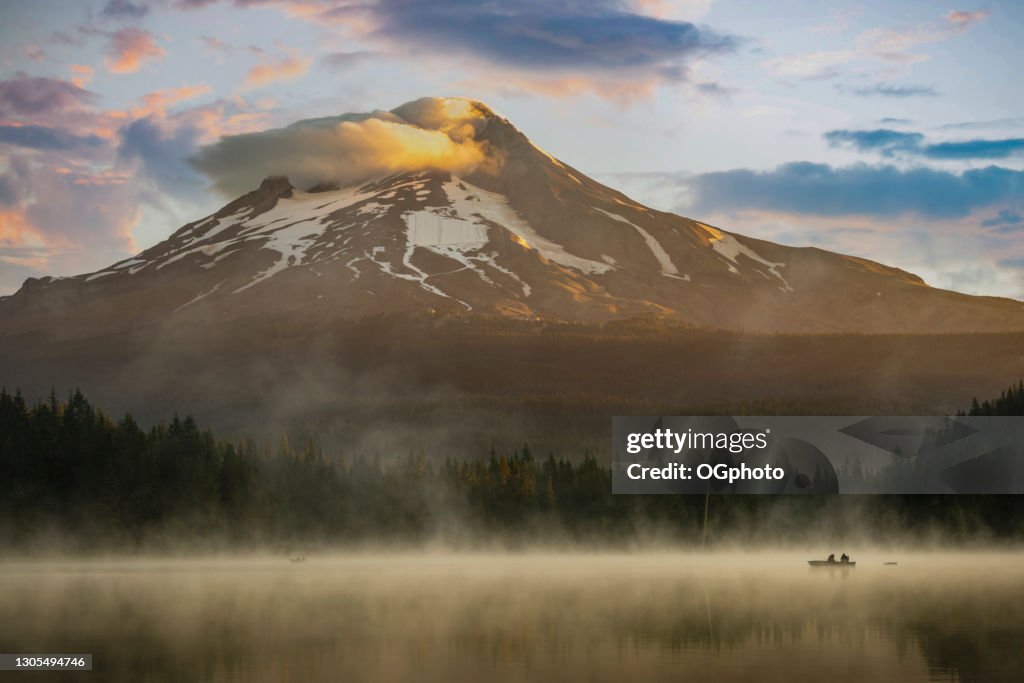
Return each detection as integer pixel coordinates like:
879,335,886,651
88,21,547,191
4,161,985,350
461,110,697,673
4,98,1024,334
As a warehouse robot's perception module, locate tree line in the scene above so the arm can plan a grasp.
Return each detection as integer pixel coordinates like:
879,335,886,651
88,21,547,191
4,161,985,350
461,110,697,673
962,380,1024,416
1,385,1023,551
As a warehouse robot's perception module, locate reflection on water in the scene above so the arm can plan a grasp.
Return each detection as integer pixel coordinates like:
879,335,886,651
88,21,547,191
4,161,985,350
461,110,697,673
1,553,1021,682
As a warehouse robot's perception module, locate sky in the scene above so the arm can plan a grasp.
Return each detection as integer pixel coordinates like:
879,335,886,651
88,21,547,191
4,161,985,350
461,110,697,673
0,0,1022,298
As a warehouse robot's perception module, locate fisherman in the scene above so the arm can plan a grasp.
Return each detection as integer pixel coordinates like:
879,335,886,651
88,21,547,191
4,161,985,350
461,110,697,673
826,553,835,563
840,553,849,563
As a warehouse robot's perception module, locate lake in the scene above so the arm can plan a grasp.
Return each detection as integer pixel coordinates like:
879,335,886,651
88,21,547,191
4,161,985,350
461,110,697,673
1,552,1021,682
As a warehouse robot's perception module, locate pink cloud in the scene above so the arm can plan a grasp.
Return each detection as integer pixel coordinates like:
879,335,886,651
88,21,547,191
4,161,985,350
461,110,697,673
134,84,212,117
243,53,312,88
70,64,95,88
0,159,141,283
0,209,40,249
946,10,990,26
768,9,992,80
0,79,272,291
106,28,165,73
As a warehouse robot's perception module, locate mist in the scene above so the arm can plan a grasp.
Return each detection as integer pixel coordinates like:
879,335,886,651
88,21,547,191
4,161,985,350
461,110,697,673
3,551,1022,682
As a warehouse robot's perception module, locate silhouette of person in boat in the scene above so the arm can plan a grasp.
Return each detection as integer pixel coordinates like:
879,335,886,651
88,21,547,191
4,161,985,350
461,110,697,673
840,553,850,563
826,553,835,563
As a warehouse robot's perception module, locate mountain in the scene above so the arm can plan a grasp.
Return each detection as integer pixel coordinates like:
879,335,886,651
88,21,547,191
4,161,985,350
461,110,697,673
2,97,1023,337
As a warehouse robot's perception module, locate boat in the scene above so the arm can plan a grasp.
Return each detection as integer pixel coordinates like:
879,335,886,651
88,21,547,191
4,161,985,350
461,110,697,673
808,560,855,567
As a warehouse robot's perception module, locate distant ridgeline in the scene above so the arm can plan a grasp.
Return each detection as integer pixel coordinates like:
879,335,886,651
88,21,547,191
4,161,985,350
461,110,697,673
1,387,1023,551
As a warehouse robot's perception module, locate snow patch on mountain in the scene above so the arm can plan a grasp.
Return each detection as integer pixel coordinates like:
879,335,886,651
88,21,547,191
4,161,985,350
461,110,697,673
179,185,378,292
698,223,793,292
227,188,374,291
478,253,531,297
233,220,324,293
85,255,152,280
401,199,534,299
193,208,250,243
593,208,687,280
444,178,612,275
378,237,472,310
405,211,487,249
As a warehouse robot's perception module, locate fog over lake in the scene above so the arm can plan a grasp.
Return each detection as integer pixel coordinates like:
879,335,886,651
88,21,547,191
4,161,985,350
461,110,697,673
1,551,1021,682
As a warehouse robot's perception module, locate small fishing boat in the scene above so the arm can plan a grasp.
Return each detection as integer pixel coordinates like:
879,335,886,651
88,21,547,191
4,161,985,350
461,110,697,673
808,560,855,567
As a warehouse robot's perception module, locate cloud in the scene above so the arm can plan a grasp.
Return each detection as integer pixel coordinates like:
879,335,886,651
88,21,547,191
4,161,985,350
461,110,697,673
0,124,105,151
305,0,735,97
320,50,374,70
940,117,1024,131
997,257,1024,270
925,138,1024,160
106,91,270,208
764,50,856,80
132,84,212,117
365,0,734,70
857,9,989,62
628,0,716,22
846,83,938,97
825,128,1024,161
455,73,653,102
70,64,95,88
0,209,43,266
0,79,275,290
684,162,1024,220
878,117,913,126
694,81,736,99
767,9,990,81
945,10,990,27
0,76,96,116
117,116,205,199
190,97,496,196
154,0,736,100
825,129,924,157
0,157,141,274
0,175,18,206
101,0,150,20
106,28,165,73
0,71,282,292
243,53,312,88
982,209,1024,230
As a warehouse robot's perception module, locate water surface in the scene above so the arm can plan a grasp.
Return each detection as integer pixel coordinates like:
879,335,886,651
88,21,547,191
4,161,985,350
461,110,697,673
1,552,1021,682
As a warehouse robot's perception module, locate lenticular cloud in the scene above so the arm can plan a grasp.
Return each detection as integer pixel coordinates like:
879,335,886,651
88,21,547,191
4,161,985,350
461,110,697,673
191,97,497,196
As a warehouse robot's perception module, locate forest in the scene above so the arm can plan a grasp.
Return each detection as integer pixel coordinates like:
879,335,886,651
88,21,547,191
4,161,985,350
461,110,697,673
1,384,1023,551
